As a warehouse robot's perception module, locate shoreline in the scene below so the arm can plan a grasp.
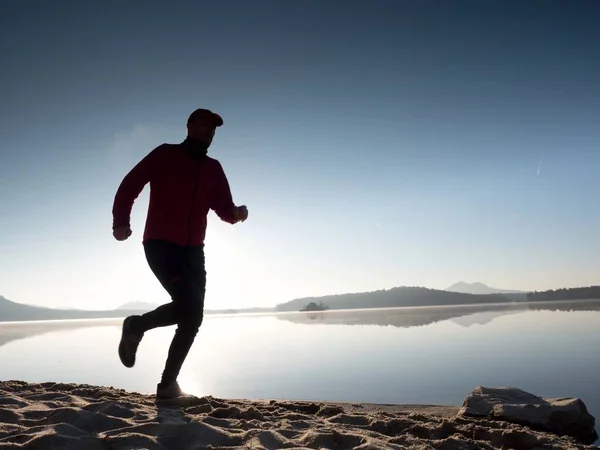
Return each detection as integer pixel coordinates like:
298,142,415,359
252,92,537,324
2,297,600,325
0,380,596,449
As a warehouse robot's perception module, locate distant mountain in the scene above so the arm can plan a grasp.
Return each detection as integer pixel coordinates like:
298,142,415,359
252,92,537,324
275,286,522,312
0,295,141,323
0,294,277,323
445,282,524,295
526,286,600,302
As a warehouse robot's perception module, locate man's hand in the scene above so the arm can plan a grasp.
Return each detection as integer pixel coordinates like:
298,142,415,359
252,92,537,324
234,205,248,222
113,225,132,241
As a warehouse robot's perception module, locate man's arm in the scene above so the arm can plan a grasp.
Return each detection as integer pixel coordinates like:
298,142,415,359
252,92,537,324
210,160,240,224
112,146,160,230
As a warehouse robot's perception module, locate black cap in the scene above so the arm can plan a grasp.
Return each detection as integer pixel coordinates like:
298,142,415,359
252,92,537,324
187,108,224,127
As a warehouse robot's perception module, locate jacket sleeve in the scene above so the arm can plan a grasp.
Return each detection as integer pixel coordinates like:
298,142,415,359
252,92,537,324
210,160,238,224
112,146,160,229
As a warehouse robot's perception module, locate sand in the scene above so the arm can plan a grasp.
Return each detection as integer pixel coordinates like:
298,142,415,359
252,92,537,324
0,381,596,449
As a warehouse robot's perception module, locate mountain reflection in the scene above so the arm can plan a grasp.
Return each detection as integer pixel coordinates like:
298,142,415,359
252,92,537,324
275,299,600,329
0,318,122,349
1,300,600,349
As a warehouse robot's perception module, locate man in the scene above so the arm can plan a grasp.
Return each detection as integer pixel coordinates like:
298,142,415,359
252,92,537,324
111,108,248,400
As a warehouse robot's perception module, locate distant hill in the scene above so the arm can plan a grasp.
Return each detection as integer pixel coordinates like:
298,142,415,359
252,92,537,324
445,281,524,295
116,302,159,311
0,294,275,323
274,286,522,312
526,286,600,302
5,283,598,323
0,295,141,323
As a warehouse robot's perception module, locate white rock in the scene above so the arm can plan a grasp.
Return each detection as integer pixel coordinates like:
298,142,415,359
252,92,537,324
458,386,598,445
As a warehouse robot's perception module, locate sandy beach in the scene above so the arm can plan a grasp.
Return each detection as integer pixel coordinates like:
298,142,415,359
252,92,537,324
0,381,597,449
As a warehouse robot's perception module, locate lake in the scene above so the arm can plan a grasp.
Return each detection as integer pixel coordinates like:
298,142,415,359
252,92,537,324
1,300,599,424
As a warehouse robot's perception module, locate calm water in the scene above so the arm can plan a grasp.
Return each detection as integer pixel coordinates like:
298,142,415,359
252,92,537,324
1,300,599,421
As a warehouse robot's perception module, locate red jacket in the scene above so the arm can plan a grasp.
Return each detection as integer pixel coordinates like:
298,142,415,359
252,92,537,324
112,142,238,247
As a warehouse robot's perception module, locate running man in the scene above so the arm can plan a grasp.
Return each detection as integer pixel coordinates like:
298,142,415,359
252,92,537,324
111,108,248,399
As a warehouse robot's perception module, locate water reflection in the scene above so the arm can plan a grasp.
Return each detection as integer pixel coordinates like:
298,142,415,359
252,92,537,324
0,318,122,349
1,299,599,350
275,299,600,329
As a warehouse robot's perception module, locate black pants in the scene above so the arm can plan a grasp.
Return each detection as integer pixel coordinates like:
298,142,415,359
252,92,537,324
132,239,206,384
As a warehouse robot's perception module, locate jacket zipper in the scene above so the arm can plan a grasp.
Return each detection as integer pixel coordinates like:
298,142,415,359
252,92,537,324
186,158,201,246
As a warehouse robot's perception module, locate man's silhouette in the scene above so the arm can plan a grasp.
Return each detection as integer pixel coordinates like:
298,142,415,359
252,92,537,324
111,108,248,399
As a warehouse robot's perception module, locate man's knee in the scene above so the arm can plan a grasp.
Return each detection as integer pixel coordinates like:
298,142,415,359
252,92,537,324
176,302,204,330
169,275,205,329
187,306,204,330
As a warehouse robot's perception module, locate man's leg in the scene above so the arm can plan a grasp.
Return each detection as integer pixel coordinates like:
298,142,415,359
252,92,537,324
118,239,206,398
118,239,187,368
131,240,188,331
158,244,206,395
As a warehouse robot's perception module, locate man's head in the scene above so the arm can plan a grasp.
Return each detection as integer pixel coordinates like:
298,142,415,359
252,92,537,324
186,108,224,146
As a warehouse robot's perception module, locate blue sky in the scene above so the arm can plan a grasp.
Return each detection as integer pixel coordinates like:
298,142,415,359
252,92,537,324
1,1,600,310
